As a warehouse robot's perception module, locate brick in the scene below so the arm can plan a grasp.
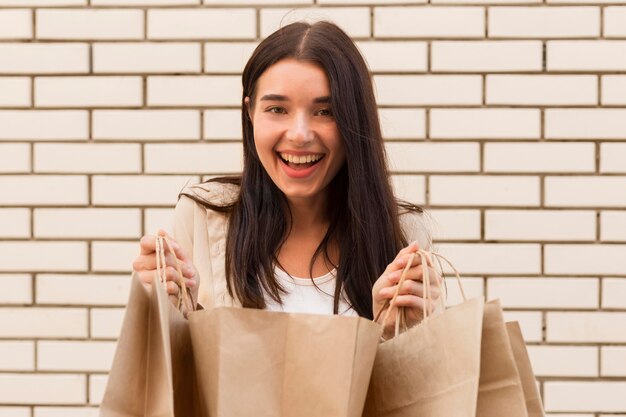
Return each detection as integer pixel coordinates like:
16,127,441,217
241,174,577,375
261,8,370,38
602,75,626,105
430,176,540,207
204,109,243,140
544,381,626,412
436,243,541,275
485,210,596,241
546,109,626,139
434,0,540,2
548,41,626,71
93,0,194,4
430,109,540,139
526,345,598,377
379,109,426,140
486,75,597,105
546,244,626,275
0,0,84,4
502,311,543,342
443,277,484,307
600,143,626,173
37,274,131,306
38,341,116,372
0,341,34,371
204,42,257,73
0,374,85,405
91,308,125,339
148,8,255,40
93,110,200,140
34,143,141,174
37,9,143,40
34,208,141,238
0,43,88,74
147,75,241,106
35,76,142,108
92,241,138,273
602,346,626,376
92,175,199,206
545,176,626,207
487,277,598,309
385,142,479,173
0,77,30,106
0,209,30,238
0,242,87,272
0,110,88,141
34,407,99,417
0,407,29,417
144,143,243,174
547,312,626,343
0,143,30,173
0,307,87,338
390,175,426,205
0,274,32,304
427,209,481,241
0,175,87,205
374,7,483,38
605,7,626,37
355,41,427,72
601,211,626,241
602,278,626,309
374,75,482,106
89,374,108,405
489,7,599,38
432,41,542,72
94,42,201,74
484,142,595,173
0,10,31,39
144,208,175,236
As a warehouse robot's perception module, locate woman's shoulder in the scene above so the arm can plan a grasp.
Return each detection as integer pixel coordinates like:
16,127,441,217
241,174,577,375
178,179,240,208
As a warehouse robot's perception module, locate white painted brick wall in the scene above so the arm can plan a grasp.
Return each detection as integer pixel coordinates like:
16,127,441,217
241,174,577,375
0,77,30,106
1,3,625,414
488,7,600,38
35,76,143,108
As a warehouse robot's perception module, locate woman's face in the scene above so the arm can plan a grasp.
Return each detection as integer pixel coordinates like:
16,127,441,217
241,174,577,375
245,58,346,204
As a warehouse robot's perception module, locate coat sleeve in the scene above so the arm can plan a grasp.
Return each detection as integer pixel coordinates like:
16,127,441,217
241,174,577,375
399,209,433,252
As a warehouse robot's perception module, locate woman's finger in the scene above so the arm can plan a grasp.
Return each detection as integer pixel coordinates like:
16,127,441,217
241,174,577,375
139,234,157,256
388,265,442,286
379,280,441,300
158,230,192,264
391,295,437,314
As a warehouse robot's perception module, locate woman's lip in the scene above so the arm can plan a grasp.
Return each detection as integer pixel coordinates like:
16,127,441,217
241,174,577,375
277,154,323,179
276,150,325,156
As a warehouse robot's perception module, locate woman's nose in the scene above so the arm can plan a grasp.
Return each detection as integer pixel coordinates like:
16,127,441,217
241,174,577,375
286,113,314,144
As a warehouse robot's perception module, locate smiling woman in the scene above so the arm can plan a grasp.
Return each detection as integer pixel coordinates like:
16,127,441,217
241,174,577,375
132,20,436,335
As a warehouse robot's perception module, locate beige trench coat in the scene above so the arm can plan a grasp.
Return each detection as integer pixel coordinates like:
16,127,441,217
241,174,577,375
172,181,432,311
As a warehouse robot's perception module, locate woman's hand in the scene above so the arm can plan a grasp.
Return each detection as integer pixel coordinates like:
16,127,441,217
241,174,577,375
372,242,442,340
132,229,199,308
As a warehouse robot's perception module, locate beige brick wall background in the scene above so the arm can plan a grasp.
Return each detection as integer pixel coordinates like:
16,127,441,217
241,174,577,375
0,0,625,415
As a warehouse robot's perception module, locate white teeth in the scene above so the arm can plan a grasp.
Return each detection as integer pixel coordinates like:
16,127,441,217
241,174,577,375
280,153,323,164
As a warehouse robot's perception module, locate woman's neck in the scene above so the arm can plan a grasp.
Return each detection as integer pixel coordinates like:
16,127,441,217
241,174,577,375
285,193,329,235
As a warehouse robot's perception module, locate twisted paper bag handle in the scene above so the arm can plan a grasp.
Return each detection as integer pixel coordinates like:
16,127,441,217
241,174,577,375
373,249,467,340
154,234,196,316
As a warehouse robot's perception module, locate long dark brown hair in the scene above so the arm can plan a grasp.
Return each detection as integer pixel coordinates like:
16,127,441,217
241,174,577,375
180,21,422,319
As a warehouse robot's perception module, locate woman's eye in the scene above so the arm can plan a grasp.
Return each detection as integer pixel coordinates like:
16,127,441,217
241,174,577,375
267,107,285,114
318,108,333,117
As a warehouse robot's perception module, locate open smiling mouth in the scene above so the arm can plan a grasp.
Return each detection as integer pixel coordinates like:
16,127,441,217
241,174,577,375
277,152,326,170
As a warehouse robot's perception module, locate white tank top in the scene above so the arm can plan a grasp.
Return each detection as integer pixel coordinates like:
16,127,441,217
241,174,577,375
263,266,359,317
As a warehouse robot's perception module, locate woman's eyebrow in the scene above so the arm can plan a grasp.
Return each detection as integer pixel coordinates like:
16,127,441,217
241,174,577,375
259,94,331,104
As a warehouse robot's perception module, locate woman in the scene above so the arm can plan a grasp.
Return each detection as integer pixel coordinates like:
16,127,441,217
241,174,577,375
132,20,441,339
